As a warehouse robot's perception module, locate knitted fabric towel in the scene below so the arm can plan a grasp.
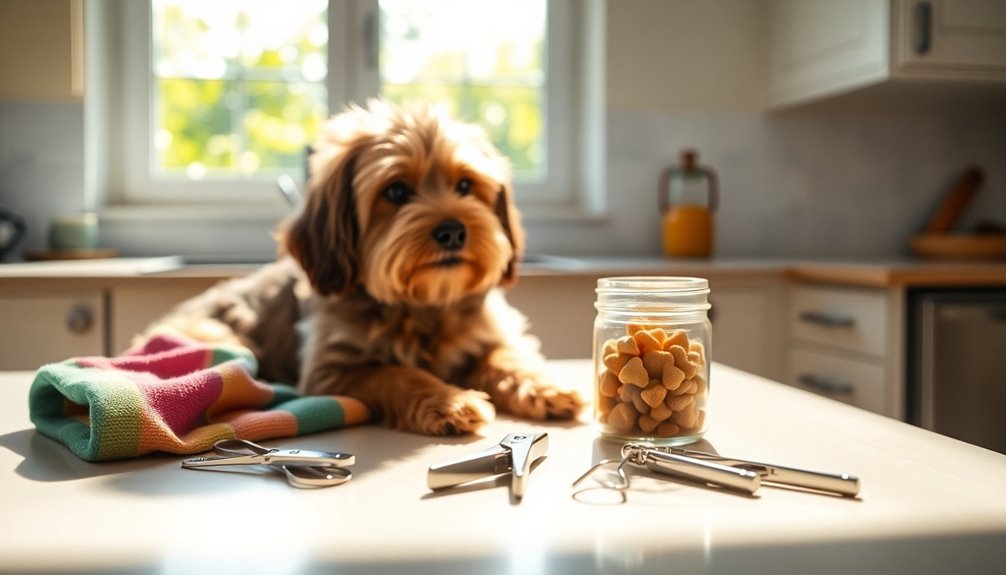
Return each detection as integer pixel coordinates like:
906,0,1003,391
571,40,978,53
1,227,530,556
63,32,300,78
28,333,370,462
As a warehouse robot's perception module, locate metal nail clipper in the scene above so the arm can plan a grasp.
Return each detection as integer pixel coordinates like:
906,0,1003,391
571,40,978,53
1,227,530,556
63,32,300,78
573,443,859,497
427,432,548,499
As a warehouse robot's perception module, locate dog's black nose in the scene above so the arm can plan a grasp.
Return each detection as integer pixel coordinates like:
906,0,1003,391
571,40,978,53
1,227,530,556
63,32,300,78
432,219,466,250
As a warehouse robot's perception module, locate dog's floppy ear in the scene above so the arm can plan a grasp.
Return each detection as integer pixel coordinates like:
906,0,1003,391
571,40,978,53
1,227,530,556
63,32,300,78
494,183,525,287
282,151,360,296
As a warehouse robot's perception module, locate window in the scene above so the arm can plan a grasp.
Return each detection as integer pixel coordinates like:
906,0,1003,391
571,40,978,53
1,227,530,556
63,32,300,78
151,0,329,180
110,0,580,208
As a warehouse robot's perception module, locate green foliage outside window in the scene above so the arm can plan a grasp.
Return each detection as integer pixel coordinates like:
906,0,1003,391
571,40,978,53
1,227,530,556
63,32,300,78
153,0,546,181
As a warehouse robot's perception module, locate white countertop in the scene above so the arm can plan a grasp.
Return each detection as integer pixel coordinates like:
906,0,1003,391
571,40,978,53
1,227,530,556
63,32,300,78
2,360,1005,574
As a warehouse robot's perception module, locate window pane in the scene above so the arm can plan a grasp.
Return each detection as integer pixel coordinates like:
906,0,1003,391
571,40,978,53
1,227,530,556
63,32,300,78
155,79,234,177
378,0,547,181
151,0,327,179
244,82,328,171
382,84,543,177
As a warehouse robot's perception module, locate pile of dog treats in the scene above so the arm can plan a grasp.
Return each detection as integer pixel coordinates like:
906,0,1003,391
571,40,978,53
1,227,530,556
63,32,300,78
596,324,707,438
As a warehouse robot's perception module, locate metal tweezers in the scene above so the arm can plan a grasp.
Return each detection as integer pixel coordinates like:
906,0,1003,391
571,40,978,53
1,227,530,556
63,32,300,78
427,432,548,500
181,439,356,488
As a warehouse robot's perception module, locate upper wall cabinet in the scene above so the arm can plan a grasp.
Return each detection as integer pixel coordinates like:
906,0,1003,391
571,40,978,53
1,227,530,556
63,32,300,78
769,0,1006,108
0,0,84,102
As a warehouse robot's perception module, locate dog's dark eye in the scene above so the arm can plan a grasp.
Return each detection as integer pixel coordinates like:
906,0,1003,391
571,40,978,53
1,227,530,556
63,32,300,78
383,182,412,205
456,178,473,197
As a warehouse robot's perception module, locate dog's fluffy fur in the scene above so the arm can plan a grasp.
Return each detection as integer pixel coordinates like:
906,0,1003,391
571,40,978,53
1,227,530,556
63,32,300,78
150,99,583,435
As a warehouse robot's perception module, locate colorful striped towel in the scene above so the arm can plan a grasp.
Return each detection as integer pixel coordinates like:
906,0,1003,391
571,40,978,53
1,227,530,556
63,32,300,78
28,333,370,462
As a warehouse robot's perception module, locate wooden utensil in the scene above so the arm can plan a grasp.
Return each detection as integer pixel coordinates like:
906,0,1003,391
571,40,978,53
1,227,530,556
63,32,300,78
924,166,983,234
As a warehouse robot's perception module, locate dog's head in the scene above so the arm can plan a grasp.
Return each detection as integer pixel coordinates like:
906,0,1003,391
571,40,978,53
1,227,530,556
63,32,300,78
282,99,524,306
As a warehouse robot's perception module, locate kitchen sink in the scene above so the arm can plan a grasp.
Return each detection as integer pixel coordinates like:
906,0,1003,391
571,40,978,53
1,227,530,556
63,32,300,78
145,252,584,272
519,253,584,271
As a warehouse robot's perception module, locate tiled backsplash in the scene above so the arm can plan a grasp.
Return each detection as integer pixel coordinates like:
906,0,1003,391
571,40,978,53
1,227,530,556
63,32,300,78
524,99,1006,259
2,96,1005,261
0,101,86,260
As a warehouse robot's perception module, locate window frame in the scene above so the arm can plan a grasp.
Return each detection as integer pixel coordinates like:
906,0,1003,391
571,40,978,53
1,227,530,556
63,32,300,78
110,0,579,208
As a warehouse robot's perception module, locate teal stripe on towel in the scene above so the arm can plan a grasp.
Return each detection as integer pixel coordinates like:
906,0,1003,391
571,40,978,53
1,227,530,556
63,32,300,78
281,397,346,435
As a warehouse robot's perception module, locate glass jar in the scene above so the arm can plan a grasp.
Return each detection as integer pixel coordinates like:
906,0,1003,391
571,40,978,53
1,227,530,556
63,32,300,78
593,277,712,445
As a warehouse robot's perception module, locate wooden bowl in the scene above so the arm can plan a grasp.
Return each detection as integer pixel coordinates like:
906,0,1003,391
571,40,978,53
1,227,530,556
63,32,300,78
910,234,1006,261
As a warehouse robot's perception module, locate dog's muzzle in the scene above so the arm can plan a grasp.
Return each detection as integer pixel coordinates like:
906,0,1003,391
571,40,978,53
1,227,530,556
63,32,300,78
432,219,467,251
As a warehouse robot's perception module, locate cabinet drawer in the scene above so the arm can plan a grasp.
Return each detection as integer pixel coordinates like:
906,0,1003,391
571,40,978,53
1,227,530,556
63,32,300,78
0,291,104,370
787,347,885,413
789,285,887,356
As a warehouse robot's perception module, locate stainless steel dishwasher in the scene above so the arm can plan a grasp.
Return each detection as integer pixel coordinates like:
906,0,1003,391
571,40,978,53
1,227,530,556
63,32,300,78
908,288,1006,454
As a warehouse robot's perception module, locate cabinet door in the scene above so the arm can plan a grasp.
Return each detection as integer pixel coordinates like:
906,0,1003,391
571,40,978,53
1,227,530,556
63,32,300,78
768,0,890,107
710,287,777,379
893,0,1006,79
0,291,104,369
505,276,597,360
509,276,783,376
111,282,219,354
0,0,84,101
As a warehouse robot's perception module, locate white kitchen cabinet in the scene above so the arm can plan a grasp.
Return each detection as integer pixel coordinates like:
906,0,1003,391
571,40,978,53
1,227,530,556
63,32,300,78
3,274,782,379
769,0,1006,108
507,275,784,381
892,0,1006,79
110,282,218,354
0,270,222,370
0,290,104,369
707,283,785,380
0,0,84,102
505,276,598,362
785,283,906,418
788,346,887,414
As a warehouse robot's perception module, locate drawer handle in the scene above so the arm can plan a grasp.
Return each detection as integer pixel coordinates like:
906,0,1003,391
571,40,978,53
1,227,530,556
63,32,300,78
988,308,1006,324
797,374,854,397
66,304,94,335
798,310,855,328
914,1,932,55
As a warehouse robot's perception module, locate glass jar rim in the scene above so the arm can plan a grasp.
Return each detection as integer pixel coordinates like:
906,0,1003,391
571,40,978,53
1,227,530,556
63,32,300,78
595,276,710,314
596,276,709,295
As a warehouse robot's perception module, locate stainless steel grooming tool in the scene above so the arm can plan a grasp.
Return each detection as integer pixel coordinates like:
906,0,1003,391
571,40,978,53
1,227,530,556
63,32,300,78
573,442,859,498
658,445,860,497
572,443,761,496
181,438,355,488
427,432,548,499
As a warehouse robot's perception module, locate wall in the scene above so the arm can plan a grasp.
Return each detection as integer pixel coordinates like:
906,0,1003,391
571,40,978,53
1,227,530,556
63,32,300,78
521,0,1006,259
2,0,1006,262
0,101,86,259
535,87,1006,259
0,0,85,260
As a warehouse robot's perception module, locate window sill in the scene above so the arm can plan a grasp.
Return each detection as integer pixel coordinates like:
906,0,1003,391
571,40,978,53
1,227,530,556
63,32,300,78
98,200,608,225
98,203,291,223
95,198,610,261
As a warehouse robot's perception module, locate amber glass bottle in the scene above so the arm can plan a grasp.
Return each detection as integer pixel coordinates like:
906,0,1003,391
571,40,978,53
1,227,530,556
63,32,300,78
659,149,718,258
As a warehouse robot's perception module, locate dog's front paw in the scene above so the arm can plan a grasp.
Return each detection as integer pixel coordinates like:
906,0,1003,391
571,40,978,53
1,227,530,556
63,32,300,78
413,389,496,436
508,374,584,421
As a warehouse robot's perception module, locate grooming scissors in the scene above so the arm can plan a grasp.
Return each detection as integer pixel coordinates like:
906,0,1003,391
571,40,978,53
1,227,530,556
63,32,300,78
181,439,355,488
